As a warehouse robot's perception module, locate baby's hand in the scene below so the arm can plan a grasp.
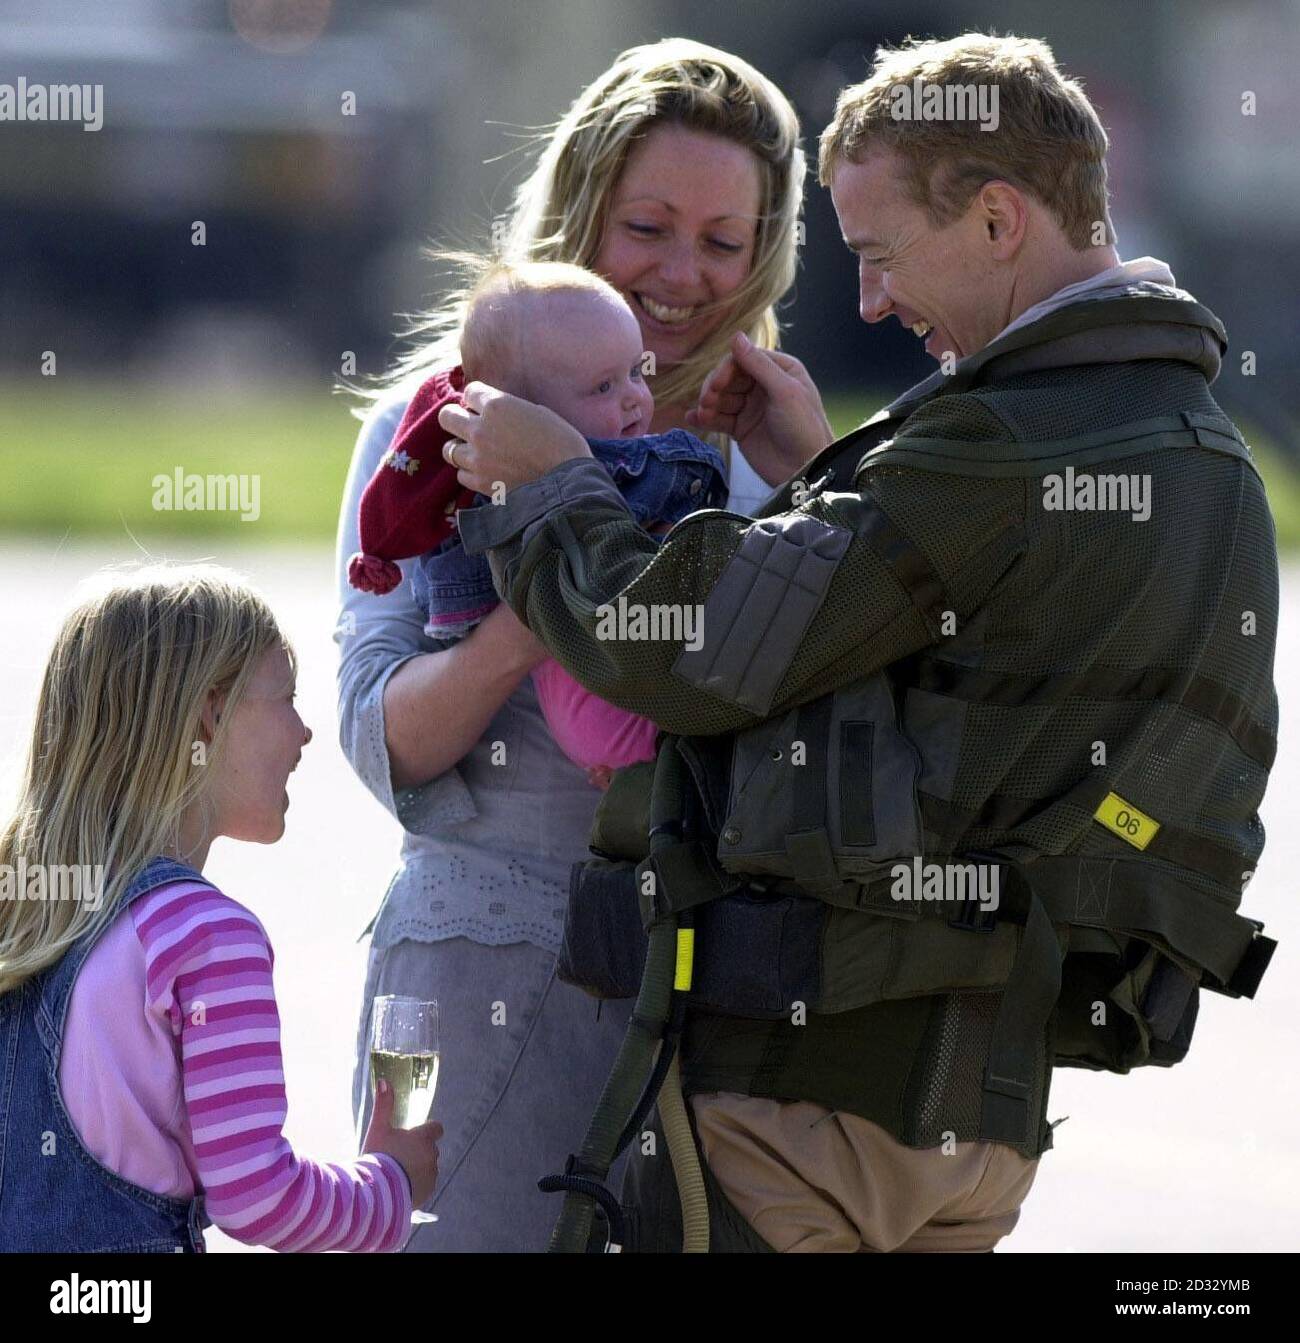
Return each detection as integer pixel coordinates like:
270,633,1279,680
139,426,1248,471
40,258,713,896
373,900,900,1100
586,764,615,791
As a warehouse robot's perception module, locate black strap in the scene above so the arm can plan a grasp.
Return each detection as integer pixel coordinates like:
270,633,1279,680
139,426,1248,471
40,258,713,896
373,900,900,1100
1223,927,1276,998
919,791,1255,891
854,486,950,632
764,849,1272,999
638,843,746,926
1024,856,1270,996
782,696,843,898
977,871,1062,1145
537,1165,627,1252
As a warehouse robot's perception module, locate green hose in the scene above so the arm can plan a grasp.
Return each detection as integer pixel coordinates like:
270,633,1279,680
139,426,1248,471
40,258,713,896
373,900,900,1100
658,1051,710,1252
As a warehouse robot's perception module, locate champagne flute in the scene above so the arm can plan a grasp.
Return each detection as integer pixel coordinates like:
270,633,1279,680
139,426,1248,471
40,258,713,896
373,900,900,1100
370,994,440,1225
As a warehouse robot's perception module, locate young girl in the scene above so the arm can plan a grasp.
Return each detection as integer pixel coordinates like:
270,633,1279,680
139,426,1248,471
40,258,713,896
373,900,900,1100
0,563,440,1252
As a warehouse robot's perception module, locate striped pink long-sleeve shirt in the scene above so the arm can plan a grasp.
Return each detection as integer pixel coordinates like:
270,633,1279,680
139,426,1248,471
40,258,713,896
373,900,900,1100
60,878,412,1251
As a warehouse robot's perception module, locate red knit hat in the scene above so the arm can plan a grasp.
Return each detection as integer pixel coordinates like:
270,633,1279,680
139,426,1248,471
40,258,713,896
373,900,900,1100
348,365,476,595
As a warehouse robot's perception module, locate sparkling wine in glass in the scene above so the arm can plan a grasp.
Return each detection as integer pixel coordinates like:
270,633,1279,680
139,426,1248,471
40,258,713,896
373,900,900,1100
370,994,440,1225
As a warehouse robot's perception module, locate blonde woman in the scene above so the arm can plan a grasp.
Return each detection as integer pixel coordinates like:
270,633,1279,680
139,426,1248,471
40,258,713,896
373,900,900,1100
336,39,832,1251
0,565,439,1252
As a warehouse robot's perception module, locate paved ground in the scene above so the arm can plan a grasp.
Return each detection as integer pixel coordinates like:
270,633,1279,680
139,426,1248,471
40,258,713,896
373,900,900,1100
1,538,1296,1253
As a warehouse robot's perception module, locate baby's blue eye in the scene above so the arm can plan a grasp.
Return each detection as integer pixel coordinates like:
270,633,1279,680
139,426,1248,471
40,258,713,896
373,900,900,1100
597,379,612,394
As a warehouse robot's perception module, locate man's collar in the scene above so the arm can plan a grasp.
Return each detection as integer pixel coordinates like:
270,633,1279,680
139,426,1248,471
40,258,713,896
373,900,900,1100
885,285,1227,419
993,255,1178,344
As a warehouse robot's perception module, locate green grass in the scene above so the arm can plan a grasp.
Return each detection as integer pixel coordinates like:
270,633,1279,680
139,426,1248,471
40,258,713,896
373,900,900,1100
2,384,1298,549
0,383,364,542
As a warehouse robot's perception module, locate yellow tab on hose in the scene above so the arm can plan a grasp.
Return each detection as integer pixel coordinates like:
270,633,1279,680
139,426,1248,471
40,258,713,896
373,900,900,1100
674,928,695,991
1093,791,1160,850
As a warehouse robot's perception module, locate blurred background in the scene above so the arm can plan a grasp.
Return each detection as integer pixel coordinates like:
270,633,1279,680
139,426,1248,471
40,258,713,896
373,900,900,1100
1,0,1297,1254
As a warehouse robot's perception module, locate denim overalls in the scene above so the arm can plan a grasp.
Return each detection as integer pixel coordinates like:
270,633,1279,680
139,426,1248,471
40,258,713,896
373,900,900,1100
0,856,210,1252
413,428,729,637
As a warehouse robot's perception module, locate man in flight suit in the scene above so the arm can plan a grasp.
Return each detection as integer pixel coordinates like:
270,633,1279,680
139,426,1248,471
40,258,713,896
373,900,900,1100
445,33,1279,1252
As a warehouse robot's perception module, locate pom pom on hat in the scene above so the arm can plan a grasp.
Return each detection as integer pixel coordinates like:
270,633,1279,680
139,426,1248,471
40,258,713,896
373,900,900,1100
348,552,402,595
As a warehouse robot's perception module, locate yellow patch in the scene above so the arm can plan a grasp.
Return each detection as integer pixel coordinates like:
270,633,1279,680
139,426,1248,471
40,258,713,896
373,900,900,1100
1094,792,1160,850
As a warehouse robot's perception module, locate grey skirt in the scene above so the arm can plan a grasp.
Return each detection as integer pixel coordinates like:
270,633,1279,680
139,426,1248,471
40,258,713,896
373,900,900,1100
353,936,634,1252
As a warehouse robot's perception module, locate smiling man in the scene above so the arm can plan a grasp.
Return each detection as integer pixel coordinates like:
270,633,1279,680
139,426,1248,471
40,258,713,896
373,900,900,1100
447,33,1278,1253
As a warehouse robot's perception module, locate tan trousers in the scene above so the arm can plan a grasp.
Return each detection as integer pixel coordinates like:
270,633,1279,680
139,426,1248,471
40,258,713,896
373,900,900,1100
691,1091,1040,1253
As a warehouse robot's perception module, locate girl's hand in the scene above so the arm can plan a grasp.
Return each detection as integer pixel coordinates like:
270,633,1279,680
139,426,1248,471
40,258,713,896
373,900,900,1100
686,332,835,485
363,1078,443,1210
437,382,592,495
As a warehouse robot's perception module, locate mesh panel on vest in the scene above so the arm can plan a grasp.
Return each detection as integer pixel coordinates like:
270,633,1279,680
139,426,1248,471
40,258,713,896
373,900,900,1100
972,360,1225,439
903,989,1049,1155
909,394,1009,441
1197,471,1279,716
867,370,1275,885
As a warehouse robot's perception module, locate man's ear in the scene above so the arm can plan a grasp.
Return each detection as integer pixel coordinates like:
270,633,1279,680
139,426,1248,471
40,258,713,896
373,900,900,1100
979,180,1028,259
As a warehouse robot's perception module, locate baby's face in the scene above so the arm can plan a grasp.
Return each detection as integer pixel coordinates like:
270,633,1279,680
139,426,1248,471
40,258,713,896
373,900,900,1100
522,291,655,440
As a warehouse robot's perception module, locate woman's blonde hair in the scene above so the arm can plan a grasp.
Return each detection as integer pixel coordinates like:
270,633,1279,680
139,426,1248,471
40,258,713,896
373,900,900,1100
0,563,290,995
361,37,805,426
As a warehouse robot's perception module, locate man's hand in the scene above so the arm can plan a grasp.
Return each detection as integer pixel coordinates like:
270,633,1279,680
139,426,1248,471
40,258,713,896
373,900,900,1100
686,332,835,486
437,381,592,495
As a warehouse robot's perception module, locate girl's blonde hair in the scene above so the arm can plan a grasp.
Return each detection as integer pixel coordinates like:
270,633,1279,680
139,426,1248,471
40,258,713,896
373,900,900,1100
0,563,290,995
361,38,805,429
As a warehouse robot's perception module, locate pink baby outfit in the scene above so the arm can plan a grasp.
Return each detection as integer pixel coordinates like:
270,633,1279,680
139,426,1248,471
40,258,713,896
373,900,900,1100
531,659,660,775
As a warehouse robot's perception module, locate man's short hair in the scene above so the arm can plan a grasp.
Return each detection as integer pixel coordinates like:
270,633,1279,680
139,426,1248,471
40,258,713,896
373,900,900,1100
819,33,1112,250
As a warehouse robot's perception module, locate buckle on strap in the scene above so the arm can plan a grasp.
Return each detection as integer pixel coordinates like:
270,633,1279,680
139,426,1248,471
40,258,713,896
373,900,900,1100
948,896,998,934
949,851,1005,933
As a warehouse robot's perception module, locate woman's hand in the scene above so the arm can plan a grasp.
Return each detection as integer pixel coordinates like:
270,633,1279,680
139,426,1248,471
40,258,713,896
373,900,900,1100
363,1078,443,1210
686,332,835,486
437,381,592,495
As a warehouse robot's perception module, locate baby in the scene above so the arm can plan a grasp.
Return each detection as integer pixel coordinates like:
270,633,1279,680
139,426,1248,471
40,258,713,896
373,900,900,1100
348,259,729,787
